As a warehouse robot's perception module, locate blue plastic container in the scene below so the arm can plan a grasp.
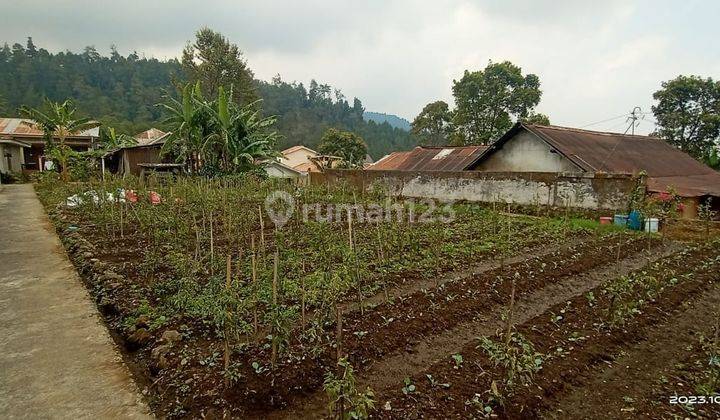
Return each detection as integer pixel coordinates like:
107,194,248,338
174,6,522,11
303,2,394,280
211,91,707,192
613,214,628,227
628,210,644,231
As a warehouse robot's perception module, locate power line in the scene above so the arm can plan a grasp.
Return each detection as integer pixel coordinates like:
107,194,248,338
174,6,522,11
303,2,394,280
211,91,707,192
579,113,630,129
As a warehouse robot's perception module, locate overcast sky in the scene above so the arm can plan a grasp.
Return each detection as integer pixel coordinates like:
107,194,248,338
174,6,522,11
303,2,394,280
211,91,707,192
3,0,720,134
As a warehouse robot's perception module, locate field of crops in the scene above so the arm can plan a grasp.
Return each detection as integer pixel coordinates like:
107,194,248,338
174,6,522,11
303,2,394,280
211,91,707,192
36,176,720,419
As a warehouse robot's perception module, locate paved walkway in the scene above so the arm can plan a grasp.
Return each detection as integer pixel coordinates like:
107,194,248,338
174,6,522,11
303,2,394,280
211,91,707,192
0,184,150,419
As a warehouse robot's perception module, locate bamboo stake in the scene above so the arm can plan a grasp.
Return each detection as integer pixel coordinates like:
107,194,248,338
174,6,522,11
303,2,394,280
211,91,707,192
119,202,124,238
251,234,258,338
505,276,516,346
271,249,279,367
209,212,215,275
348,209,364,315
301,260,307,332
258,205,265,254
336,304,343,362
224,255,232,387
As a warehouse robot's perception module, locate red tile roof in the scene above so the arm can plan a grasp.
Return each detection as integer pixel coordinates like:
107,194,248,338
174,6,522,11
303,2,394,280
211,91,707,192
368,146,488,172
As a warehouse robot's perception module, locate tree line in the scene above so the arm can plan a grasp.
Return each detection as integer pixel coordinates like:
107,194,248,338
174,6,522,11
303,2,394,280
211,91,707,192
411,61,720,167
1,30,717,168
0,33,413,161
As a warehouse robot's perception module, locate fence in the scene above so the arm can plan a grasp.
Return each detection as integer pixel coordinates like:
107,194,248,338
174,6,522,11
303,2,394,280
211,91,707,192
310,169,640,211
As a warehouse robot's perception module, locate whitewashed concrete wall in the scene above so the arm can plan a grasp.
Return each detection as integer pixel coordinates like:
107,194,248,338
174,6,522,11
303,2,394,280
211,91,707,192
474,130,580,172
312,170,638,211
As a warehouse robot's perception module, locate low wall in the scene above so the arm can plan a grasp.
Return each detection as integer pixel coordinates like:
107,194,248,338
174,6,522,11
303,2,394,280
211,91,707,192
310,170,639,210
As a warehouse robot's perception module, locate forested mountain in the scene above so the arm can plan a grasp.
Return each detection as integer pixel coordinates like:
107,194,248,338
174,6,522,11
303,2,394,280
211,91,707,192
363,111,411,131
0,38,416,159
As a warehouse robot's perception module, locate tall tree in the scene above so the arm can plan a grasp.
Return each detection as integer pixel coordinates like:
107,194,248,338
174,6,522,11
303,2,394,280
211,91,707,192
412,101,453,146
182,28,257,106
19,99,100,181
521,112,550,126
452,61,542,145
652,75,720,161
318,128,368,168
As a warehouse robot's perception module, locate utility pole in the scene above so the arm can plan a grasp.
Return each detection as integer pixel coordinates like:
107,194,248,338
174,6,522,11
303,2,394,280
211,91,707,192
625,106,642,135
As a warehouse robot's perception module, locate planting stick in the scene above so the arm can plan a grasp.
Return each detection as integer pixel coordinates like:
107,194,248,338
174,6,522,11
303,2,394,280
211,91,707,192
119,202,124,238
301,261,306,332
271,249,279,368
258,205,265,254
336,304,343,363
273,249,279,306
210,212,215,275
193,216,200,261
251,234,258,337
505,276,516,346
224,255,232,387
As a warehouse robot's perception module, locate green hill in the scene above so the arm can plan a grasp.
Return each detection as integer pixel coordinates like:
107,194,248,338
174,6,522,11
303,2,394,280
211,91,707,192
0,38,417,159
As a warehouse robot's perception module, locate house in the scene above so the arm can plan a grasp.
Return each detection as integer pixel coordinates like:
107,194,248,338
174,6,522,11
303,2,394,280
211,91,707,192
103,128,173,176
280,145,320,173
0,117,100,173
0,139,29,174
278,145,343,174
263,160,305,178
468,122,720,218
368,145,488,171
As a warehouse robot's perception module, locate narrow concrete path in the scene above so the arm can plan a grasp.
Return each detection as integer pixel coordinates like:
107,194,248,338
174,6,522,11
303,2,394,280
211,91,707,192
0,184,150,419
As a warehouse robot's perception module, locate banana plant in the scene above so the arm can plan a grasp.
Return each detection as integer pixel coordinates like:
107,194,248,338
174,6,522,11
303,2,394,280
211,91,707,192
20,99,100,181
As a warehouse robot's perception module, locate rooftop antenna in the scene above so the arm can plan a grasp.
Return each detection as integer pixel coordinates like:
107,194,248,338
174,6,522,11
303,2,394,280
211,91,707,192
625,106,643,135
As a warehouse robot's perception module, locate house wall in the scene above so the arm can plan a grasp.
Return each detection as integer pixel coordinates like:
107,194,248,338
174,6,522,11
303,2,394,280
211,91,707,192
474,130,580,172
310,169,638,211
122,146,163,176
265,164,302,178
0,144,25,173
281,148,317,169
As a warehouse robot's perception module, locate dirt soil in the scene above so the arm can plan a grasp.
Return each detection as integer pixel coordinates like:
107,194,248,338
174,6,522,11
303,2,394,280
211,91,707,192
373,239,720,419
39,187,720,419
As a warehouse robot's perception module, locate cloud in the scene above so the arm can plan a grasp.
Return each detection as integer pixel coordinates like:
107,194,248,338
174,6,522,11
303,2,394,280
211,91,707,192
1,0,718,135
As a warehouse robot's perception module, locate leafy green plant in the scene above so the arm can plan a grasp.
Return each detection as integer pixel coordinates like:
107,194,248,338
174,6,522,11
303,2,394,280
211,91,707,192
401,377,416,395
478,330,544,390
323,358,375,419
451,353,464,369
696,326,720,395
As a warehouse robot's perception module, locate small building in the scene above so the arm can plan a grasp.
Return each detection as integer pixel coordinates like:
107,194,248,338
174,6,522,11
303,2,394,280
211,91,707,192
0,117,100,173
0,139,30,173
276,145,343,175
468,122,720,218
280,145,322,173
368,145,488,171
104,128,171,176
262,160,305,178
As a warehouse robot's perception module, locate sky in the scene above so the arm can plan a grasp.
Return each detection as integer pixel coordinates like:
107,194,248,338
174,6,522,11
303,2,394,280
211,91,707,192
3,0,720,134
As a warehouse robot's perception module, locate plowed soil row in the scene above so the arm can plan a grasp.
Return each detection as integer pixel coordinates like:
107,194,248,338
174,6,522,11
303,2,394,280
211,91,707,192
374,240,720,419
268,234,667,418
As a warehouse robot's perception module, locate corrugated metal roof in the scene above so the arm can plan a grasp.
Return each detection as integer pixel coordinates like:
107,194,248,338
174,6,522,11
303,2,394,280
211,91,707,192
134,128,169,146
472,123,720,197
367,146,487,171
0,117,99,138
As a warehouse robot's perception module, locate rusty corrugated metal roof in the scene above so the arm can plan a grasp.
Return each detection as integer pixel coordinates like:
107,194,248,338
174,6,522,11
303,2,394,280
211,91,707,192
134,128,169,146
0,117,99,138
472,123,720,197
368,146,487,171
